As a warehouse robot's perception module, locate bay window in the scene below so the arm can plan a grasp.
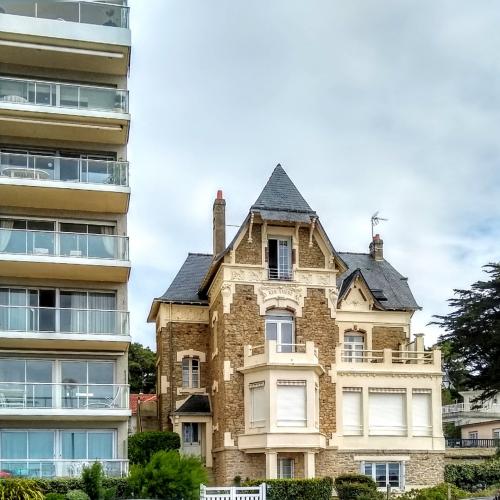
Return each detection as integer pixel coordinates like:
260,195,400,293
343,388,362,435
277,380,306,427
249,381,266,428
412,390,432,436
368,389,406,436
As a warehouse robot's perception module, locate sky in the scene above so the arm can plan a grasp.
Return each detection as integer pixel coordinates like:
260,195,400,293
126,0,500,349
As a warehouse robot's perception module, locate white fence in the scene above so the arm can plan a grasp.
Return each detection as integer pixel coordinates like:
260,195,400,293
200,484,266,500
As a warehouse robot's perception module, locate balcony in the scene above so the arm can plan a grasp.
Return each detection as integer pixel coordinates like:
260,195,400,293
0,459,128,478
0,152,129,213
0,1,130,75
446,438,500,449
0,228,130,282
0,382,129,418
268,267,293,281
442,402,500,424
241,340,321,372
0,77,129,144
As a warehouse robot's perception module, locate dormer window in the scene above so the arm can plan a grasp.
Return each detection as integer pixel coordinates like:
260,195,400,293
268,237,292,280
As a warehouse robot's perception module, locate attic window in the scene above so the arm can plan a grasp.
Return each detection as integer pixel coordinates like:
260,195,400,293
371,289,387,301
267,237,293,280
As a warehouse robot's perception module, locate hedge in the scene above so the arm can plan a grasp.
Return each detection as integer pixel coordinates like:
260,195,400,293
31,478,130,499
128,431,180,465
398,483,467,500
445,460,500,491
334,474,383,500
246,477,333,500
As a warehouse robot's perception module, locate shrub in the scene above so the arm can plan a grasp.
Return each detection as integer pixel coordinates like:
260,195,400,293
334,474,382,500
81,463,104,500
129,450,207,500
128,431,180,465
0,478,44,500
34,478,129,499
445,460,500,490
398,483,468,500
245,477,333,500
66,491,90,500
45,494,66,500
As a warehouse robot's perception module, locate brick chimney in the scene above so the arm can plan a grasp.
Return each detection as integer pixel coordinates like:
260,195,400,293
370,233,384,261
213,190,226,256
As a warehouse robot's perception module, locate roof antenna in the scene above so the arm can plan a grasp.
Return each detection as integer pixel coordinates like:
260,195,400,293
371,211,388,238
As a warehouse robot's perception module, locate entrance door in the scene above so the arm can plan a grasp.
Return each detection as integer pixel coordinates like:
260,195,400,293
182,423,201,456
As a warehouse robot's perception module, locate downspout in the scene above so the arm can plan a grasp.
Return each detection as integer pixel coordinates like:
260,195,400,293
169,302,174,431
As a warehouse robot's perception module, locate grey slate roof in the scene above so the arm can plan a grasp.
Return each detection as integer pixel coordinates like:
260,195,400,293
174,394,211,415
337,252,420,311
251,164,316,222
158,253,212,305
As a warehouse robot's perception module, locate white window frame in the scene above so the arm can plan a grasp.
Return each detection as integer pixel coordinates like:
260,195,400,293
342,387,363,435
468,431,478,440
265,310,295,352
363,461,403,490
181,357,200,389
276,380,307,427
343,333,365,362
268,237,292,280
249,381,266,428
368,389,407,436
278,457,294,479
412,389,432,437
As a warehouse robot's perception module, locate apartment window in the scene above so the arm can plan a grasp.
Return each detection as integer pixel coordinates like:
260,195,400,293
343,388,363,436
182,357,200,388
266,310,294,353
468,431,478,440
343,333,365,362
277,380,306,427
412,390,432,436
368,389,406,436
250,382,266,428
61,430,114,460
278,458,294,479
268,237,292,280
363,462,402,489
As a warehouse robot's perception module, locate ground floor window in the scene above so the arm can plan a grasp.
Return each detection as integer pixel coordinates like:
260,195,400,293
278,457,294,479
363,462,402,489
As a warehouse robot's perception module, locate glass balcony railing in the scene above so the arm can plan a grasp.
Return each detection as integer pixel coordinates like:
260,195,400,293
0,228,129,261
0,459,128,478
0,152,128,187
0,76,128,113
0,306,129,336
0,1,129,29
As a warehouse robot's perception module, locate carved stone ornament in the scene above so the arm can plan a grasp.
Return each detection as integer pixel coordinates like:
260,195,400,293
327,287,340,318
256,283,306,316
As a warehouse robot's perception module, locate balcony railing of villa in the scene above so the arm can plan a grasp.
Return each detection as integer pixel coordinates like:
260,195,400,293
0,228,129,261
0,76,129,114
333,345,441,372
0,382,129,410
0,152,128,187
442,402,500,416
0,306,129,336
0,1,130,29
0,459,128,478
243,340,319,369
445,438,500,449
268,267,294,281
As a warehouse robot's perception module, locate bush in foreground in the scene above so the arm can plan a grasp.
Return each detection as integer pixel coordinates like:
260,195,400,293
334,474,383,500
128,431,180,465
245,477,333,500
129,450,207,500
445,460,500,491
398,483,468,500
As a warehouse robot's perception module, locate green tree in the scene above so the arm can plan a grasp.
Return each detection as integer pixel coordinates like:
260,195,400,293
434,264,500,401
128,342,156,394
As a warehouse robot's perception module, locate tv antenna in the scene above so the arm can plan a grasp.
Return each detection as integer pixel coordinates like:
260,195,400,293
371,211,388,238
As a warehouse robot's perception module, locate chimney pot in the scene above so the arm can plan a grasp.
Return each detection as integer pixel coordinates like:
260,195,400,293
213,191,226,256
370,234,384,261
217,190,223,200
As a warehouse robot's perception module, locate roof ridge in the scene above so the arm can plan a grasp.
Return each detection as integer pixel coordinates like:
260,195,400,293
188,252,213,257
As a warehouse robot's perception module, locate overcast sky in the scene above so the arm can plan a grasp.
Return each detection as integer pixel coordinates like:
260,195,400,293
126,0,500,349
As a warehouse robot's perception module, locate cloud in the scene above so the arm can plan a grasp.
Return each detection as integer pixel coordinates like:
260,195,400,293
127,0,500,348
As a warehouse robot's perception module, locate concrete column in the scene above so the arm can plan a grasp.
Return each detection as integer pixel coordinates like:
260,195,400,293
265,451,278,479
304,451,315,478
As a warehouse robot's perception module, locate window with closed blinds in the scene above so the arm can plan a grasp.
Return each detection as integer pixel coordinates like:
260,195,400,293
412,391,432,436
343,389,362,435
250,382,266,428
369,389,406,436
277,381,306,427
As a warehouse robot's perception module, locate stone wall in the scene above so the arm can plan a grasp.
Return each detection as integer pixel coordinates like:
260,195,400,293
445,447,496,463
298,227,325,268
213,450,266,484
372,326,406,350
235,224,262,265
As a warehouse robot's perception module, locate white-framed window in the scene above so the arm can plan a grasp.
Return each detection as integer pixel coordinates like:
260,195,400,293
343,333,365,362
368,389,406,436
182,423,200,445
250,381,266,428
412,389,432,436
493,429,500,440
343,388,362,435
468,431,478,440
268,237,292,280
266,310,295,353
277,380,306,427
181,357,200,388
278,457,294,479
61,429,114,460
363,462,403,489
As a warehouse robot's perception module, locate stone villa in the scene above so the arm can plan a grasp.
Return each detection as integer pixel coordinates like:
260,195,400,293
148,165,445,489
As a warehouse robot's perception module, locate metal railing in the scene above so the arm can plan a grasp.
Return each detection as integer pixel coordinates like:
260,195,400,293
445,438,500,448
0,152,128,187
0,459,128,478
268,267,293,281
0,76,128,113
0,1,129,29
0,227,129,260
442,402,500,415
0,382,129,410
340,349,435,364
0,305,129,336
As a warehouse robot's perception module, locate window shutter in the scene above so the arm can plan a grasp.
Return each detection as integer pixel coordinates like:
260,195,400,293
292,248,296,265
412,391,431,436
277,381,306,427
250,382,266,427
265,247,269,263
343,389,362,435
368,390,406,435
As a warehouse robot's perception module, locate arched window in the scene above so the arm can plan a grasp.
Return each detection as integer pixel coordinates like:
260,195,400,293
182,357,199,388
265,310,295,353
343,331,365,362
